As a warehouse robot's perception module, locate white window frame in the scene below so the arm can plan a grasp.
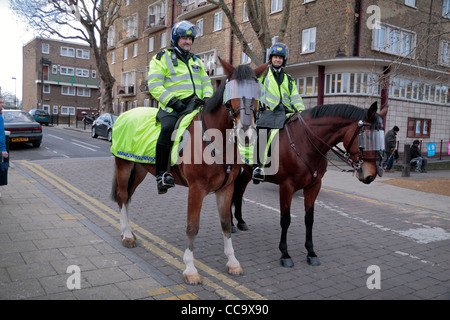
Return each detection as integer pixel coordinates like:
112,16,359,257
77,87,91,97
42,43,50,54
301,27,316,54
214,11,223,31
92,70,97,79
148,37,154,52
196,19,203,37
405,0,416,7
76,48,90,59
124,46,128,60
161,32,167,48
61,106,76,115
76,68,90,77
61,86,76,96
372,23,416,58
243,2,249,22
60,66,75,76
439,40,450,66
43,84,51,94
443,0,450,18
241,43,252,64
61,46,75,57
133,43,138,57
111,51,116,64
270,0,283,13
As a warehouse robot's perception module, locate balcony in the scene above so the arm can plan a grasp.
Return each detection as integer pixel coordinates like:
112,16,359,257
117,85,136,97
176,0,216,20
143,15,167,34
119,28,138,44
39,73,100,88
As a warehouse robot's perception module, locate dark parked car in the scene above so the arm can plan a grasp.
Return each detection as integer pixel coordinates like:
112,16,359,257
91,113,118,142
3,110,43,148
29,109,50,126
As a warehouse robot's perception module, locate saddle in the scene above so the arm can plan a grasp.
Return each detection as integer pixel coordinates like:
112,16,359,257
110,107,199,166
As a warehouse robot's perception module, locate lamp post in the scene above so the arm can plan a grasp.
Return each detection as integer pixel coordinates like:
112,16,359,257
11,77,17,108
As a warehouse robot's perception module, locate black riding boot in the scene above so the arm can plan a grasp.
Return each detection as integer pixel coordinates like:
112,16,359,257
155,143,175,194
252,164,265,184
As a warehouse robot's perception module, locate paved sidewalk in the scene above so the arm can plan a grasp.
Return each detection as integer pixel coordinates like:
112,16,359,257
1,158,449,300
0,163,191,300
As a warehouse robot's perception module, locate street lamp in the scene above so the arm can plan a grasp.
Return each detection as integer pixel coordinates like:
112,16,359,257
11,77,17,108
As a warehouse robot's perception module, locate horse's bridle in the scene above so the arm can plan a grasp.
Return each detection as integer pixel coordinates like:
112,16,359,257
290,114,383,177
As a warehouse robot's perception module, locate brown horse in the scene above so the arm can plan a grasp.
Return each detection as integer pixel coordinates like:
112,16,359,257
110,58,268,284
231,102,387,267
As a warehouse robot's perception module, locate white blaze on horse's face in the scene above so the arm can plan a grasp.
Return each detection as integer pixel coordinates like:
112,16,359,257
223,79,263,146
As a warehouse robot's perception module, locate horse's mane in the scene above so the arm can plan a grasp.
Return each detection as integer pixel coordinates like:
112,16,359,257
303,104,368,121
204,64,256,113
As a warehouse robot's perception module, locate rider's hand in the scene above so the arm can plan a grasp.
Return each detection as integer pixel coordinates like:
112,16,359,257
168,98,185,113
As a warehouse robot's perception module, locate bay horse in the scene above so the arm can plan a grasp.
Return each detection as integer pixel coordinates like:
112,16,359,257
231,102,387,267
111,57,268,284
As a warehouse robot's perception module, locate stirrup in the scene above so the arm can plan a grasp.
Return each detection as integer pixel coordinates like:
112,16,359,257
252,167,265,184
156,172,175,194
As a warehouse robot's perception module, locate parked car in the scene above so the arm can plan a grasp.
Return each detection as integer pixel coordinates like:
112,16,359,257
29,109,50,126
3,110,43,148
91,113,118,142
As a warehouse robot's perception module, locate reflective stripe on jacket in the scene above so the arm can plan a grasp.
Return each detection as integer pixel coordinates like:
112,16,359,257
147,49,213,112
260,67,305,113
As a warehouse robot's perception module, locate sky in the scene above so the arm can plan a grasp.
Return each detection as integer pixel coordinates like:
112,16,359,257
0,0,36,102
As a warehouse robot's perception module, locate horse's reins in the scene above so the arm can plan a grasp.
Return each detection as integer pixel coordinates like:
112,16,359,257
286,113,370,176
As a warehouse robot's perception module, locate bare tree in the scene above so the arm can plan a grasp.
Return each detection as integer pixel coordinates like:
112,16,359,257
207,0,292,65
10,0,123,114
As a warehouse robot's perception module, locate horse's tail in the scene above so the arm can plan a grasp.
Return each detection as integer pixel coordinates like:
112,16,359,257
110,162,136,204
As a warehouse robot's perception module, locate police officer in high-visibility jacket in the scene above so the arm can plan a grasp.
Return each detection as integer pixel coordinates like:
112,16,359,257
148,20,213,194
252,43,305,183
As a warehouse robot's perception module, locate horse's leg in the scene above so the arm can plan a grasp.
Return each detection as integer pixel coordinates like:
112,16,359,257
216,183,243,276
183,185,207,285
279,183,295,268
114,159,147,248
230,170,250,232
303,181,321,266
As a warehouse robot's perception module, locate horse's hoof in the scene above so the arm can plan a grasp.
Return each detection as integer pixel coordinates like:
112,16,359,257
237,223,249,231
280,258,294,268
184,272,202,285
122,238,137,248
307,256,321,266
227,264,244,276
231,226,237,233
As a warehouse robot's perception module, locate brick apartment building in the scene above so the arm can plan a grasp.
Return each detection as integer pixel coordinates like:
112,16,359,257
22,37,100,117
108,0,449,152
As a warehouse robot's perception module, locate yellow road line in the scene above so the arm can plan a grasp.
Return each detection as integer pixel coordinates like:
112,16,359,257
20,160,266,300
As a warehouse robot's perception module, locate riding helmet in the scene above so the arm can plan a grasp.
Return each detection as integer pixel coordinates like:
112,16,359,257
171,20,196,47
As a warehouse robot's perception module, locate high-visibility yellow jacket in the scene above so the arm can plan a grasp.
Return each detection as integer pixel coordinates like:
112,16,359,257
148,49,213,112
259,67,305,113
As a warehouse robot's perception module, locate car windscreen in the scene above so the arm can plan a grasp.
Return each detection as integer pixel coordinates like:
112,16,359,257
3,111,35,123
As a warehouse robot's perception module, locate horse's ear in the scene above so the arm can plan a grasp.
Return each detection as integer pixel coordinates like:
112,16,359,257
218,56,235,79
254,62,269,78
379,105,388,118
366,101,378,121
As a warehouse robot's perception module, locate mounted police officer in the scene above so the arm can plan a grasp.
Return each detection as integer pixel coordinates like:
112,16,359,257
148,20,213,194
252,42,305,183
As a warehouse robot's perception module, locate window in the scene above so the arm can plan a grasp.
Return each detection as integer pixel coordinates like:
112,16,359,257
373,24,416,57
111,51,116,64
443,0,450,18
324,73,380,96
199,50,216,76
133,43,138,57
76,48,90,59
271,0,283,13
196,19,203,37
61,106,75,115
241,43,252,64
301,27,316,54
77,88,91,97
407,118,431,138
52,65,58,74
243,2,249,22
298,76,318,96
214,11,223,31
53,105,58,115
124,46,128,60
76,68,89,77
61,86,76,96
61,46,75,57
92,70,97,79
389,77,448,105
60,66,75,76
148,37,154,52
405,0,416,7
161,32,167,48
42,43,50,54
440,40,450,66
108,24,116,48
43,84,50,94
